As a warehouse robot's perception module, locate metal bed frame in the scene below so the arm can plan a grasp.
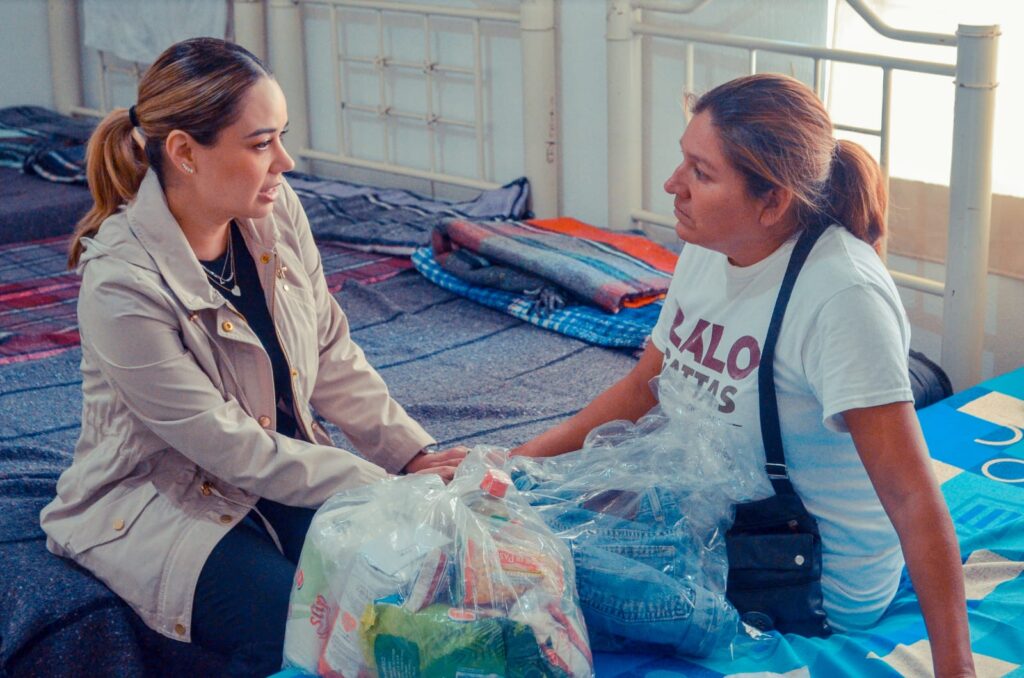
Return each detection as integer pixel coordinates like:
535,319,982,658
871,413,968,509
606,0,1000,390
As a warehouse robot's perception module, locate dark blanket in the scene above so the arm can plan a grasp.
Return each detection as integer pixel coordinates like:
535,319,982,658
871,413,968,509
291,174,531,255
0,168,93,245
0,106,96,184
0,447,228,677
432,218,672,313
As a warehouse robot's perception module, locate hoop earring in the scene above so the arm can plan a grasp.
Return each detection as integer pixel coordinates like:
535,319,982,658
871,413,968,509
180,162,195,175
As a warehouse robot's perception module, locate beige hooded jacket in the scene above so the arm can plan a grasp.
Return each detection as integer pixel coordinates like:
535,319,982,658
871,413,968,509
40,171,434,641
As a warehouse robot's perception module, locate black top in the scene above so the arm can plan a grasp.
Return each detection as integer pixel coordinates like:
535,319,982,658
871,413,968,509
200,222,300,438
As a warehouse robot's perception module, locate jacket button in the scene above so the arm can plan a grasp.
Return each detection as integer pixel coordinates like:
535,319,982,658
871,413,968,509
290,369,298,378
113,518,125,531
174,623,187,636
221,320,234,332
260,253,272,264
794,554,806,566
200,482,212,496
219,514,233,524
258,415,272,428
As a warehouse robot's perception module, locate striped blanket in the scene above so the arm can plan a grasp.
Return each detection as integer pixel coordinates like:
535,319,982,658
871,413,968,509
412,246,661,349
0,237,411,366
432,218,673,313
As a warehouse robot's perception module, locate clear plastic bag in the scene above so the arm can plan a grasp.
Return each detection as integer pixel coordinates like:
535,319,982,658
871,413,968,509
284,452,594,677
507,369,774,657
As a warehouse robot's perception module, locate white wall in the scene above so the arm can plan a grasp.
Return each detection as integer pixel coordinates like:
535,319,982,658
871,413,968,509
300,0,524,200
0,0,54,108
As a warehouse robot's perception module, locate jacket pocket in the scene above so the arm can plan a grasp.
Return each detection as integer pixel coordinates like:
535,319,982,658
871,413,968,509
68,482,160,556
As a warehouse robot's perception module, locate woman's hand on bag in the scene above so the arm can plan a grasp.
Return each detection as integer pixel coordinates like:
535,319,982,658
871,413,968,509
402,446,468,482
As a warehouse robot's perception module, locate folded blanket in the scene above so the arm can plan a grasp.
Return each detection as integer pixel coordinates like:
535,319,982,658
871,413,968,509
291,174,531,255
0,106,96,183
526,217,679,273
432,219,674,314
412,247,660,349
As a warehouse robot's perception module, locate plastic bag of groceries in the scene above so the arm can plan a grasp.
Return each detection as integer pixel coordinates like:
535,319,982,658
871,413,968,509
507,369,774,658
283,450,593,677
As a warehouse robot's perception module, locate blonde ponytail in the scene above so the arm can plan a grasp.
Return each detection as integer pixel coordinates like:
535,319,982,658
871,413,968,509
68,108,148,267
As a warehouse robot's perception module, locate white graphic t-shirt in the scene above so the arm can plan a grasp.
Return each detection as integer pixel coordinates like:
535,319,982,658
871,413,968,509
651,225,914,631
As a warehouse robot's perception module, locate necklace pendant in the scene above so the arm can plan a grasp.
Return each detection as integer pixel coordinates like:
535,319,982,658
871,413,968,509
231,284,242,297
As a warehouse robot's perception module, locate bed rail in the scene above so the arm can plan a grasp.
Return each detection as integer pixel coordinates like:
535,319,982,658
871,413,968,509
285,0,558,214
607,0,999,390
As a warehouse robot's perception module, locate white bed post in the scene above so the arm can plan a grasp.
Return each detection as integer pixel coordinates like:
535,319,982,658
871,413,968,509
268,0,310,172
520,0,559,217
942,23,1000,391
234,0,268,63
47,0,84,116
606,0,642,231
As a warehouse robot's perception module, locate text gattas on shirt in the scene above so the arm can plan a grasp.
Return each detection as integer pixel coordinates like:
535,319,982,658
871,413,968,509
662,306,761,414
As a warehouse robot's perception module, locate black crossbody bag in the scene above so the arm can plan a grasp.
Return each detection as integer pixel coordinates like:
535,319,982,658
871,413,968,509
724,224,833,637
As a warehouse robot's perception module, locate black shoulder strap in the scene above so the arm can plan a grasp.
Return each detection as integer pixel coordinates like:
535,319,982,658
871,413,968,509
759,224,827,495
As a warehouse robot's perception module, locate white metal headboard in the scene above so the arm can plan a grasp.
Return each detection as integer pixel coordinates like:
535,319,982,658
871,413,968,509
606,0,1000,391
44,0,559,216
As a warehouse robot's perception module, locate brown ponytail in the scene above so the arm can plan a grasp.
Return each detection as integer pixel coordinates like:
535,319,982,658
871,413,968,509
692,73,887,253
68,109,148,267
824,139,887,253
67,37,271,268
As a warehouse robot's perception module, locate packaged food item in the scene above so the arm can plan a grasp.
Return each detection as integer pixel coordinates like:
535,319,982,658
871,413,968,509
458,470,566,608
403,548,451,613
283,453,593,677
282,524,334,673
319,524,451,677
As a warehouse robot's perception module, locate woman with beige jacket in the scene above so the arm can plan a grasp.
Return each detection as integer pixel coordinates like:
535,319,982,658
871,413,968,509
40,38,464,676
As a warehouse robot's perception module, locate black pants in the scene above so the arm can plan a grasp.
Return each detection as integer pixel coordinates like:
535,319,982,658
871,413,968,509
191,498,316,677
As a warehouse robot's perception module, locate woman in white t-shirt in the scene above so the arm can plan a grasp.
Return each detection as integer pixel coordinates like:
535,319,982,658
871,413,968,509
514,74,973,676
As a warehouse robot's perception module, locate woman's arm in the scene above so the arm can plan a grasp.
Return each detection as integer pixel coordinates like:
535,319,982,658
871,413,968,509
844,402,975,678
284,181,435,473
512,342,663,457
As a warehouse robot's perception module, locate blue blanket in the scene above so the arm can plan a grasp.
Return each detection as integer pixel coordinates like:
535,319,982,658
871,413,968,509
0,268,638,677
